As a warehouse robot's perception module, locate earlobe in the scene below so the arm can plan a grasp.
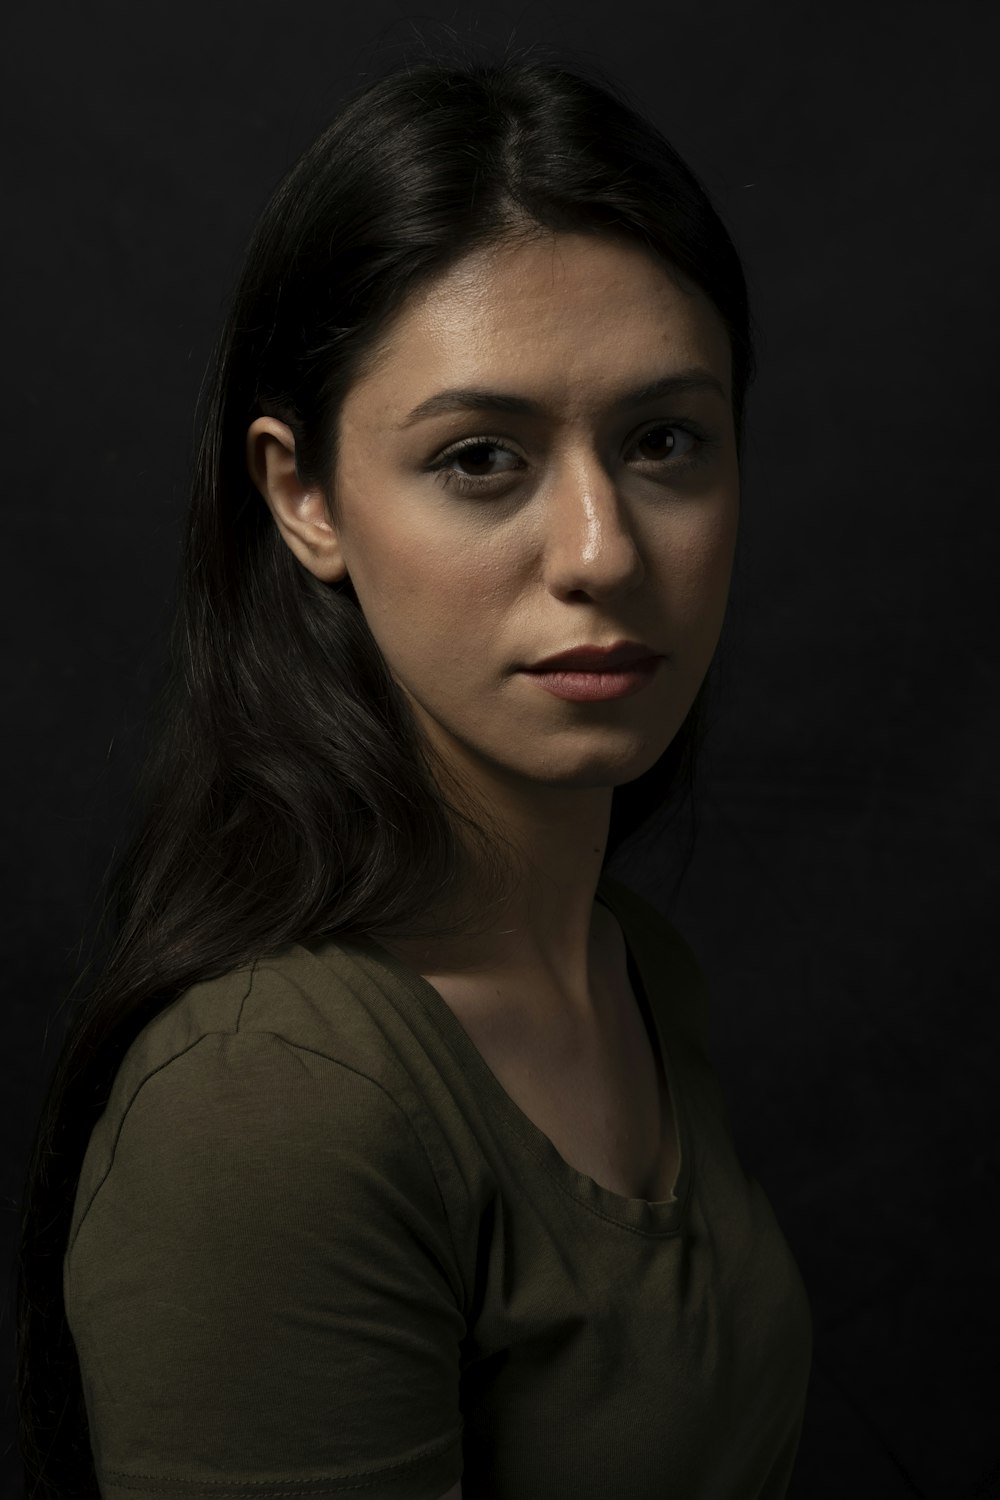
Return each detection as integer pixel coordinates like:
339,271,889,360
245,416,348,584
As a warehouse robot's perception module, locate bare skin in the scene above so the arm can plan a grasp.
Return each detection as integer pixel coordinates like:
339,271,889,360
422,898,682,1202
246,231,739,1048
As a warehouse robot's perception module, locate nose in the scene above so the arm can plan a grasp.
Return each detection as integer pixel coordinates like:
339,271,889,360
540,455,645,597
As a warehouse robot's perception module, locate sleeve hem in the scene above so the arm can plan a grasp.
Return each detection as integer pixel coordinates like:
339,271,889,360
99,1427,464,1496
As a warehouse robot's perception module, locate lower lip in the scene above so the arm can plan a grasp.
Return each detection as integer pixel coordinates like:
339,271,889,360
522,657,661,701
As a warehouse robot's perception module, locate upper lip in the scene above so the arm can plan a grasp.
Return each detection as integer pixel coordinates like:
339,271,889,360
527,640,660,672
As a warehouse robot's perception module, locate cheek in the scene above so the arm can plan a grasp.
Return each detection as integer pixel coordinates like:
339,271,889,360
656,498,738,629
349,516,501,670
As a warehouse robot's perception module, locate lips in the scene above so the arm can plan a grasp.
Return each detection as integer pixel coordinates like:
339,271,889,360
527,642,658,672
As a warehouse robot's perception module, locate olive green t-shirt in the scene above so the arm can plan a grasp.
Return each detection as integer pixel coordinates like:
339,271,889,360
64,872,813,1498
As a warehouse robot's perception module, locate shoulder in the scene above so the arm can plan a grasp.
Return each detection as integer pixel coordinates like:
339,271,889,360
597,872,713,1050
598,872,705,977
64,948,467,1500
68,942,447,1258
106,936,415,1113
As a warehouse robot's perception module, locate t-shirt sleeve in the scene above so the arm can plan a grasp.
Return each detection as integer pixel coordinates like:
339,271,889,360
64,1028,466,1499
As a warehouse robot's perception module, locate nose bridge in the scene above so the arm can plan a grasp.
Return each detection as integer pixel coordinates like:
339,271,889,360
543,435,642,579
570,469,614,566
553,431,629,532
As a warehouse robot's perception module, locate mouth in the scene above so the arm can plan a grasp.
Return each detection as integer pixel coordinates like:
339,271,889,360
521,656,662,701
525,641,660,673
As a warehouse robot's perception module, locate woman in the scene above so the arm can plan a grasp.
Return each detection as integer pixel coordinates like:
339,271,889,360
15,42,813,1499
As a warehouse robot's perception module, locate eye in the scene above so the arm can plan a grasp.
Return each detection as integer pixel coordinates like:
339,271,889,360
633,423,698,463
430,436,524,493
429,420,714,497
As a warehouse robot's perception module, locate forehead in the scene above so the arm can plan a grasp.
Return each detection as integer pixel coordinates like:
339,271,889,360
345,233,731,423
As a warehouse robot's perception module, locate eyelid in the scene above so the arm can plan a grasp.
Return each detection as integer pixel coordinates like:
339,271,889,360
429,416,715,472
433,432,523,463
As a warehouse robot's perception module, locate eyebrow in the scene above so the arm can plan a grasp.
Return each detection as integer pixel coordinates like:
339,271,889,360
397,366,728,428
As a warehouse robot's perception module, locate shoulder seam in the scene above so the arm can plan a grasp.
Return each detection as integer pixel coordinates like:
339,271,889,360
66,1021,467,1305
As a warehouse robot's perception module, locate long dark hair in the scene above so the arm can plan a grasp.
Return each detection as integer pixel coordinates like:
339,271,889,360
13,37,758,1498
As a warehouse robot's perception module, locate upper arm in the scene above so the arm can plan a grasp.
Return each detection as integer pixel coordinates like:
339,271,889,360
65,1029,465,1499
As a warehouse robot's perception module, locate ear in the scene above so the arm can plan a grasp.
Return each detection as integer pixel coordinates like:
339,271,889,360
246,416,348,584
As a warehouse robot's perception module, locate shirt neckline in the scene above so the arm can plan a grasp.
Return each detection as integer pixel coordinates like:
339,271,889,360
346,872,692,1236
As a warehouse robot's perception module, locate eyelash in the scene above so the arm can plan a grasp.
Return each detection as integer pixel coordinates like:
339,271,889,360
429,420,716,496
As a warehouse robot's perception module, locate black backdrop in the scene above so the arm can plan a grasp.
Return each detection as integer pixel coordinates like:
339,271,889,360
2,3,998,1497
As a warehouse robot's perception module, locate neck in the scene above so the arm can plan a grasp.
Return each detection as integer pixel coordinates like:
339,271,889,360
384,735,620,1016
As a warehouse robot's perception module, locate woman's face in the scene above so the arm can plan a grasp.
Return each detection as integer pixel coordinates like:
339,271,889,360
264,232,740,804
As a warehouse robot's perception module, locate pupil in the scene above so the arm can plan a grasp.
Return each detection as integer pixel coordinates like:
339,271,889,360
462,443,494,473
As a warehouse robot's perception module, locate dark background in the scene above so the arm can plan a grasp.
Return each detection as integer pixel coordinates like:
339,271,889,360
2,3,998,1497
